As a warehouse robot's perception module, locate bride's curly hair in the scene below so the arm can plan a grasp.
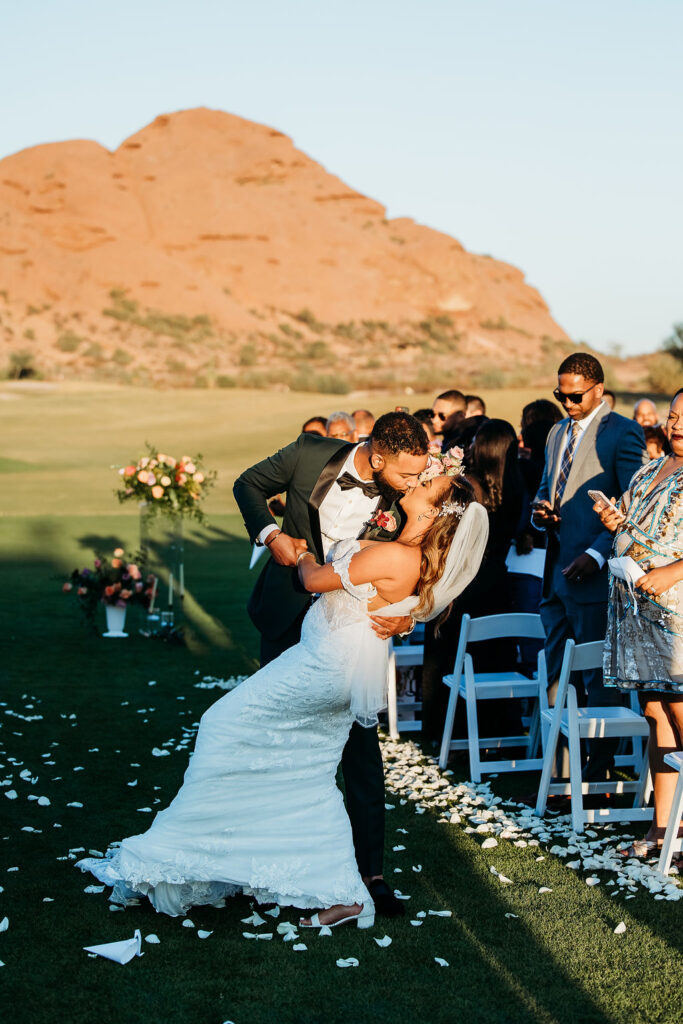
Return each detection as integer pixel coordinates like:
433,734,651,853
413,475,475,622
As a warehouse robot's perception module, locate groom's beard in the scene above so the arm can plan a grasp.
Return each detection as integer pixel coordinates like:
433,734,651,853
372,468,404,505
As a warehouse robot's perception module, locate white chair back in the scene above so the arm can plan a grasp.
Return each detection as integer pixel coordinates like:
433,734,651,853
553,639,604,713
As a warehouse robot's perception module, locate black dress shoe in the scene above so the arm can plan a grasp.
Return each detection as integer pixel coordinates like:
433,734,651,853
368,878,405,917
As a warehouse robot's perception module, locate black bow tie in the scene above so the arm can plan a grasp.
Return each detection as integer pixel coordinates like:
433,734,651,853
337,471,380,499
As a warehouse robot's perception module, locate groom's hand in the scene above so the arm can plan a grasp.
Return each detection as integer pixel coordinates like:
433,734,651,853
265,530,307,567
369,614,414,640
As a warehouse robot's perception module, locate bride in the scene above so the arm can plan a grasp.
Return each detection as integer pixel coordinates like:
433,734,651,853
79,456,487,930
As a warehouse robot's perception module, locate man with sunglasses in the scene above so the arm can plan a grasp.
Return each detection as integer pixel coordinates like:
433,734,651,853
532,353,647,780
431,390,466,439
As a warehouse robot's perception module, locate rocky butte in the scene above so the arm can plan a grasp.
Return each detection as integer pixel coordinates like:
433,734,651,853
0,107,572,390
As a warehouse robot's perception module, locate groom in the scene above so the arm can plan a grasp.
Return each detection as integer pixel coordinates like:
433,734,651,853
234,412,429,916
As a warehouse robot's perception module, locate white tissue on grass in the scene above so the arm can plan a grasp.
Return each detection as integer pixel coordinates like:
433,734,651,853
614,922,627,934
336,957,359,968
374,935,392,947
434,957,449,967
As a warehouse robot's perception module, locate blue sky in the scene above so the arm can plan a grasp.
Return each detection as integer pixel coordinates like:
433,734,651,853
2,0,681,354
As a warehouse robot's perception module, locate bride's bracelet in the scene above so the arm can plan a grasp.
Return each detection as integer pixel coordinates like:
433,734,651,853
296,551,315,566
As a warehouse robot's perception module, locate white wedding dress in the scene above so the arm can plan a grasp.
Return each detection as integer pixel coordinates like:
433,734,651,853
78,540,387,917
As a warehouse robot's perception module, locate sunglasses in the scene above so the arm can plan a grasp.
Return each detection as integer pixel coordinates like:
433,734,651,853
552,382,598,406
431,411,448,421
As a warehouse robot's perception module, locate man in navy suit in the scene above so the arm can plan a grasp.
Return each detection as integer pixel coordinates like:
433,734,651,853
533,353,647,778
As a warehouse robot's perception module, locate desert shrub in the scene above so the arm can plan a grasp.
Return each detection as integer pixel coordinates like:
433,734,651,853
333,321,362,341
193,375,209,389
471,368,507,388
216,375,237,388
111,347,133,366
165,357,187,374
55,331,82,352
23,328,35,340
295,308,325,332
647,353,681,395
279,323,303,340
84,342,104,360
290,372,349,395
7,350,39,379
304,340,331,361
239,344,258,367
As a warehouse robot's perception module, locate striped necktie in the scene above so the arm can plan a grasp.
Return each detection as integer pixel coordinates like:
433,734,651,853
554,421,580,506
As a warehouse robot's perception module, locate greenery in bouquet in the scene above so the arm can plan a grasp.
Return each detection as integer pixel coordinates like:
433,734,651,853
62,547,157,623
115,445,216,522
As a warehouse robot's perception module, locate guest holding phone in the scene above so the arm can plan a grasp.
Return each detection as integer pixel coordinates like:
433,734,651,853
532,353,647,780
595,387,683,859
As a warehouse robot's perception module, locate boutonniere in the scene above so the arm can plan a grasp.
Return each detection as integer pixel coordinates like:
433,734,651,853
367,510,398,533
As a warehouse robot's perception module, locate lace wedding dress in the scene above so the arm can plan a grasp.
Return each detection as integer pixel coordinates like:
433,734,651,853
78,540,387,917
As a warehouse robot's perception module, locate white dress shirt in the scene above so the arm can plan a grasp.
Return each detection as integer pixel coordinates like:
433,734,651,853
258,445,380,559
556,401,607,569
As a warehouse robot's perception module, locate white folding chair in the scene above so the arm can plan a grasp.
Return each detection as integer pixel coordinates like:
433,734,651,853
658,751,683,876
438,613,548,781
535,639,652,833
386,637,424,740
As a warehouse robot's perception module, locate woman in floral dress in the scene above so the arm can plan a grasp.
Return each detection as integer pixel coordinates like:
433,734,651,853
595,387,683,858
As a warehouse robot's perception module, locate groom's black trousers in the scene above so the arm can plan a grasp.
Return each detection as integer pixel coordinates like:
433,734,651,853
260,620,385,879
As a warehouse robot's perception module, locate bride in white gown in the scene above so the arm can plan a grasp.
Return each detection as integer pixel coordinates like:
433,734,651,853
79,460,487,930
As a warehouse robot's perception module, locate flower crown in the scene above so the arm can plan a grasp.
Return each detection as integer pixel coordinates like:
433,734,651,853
418,444,465,484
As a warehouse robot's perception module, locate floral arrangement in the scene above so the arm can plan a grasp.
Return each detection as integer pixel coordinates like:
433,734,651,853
116,445,216,522
63,548,157,621
418,444,465,483
368,510,398,533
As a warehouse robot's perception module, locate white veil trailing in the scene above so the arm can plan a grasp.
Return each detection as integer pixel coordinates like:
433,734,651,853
375,501,489,623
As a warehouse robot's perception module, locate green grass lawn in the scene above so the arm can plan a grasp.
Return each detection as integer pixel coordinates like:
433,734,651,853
1,384,682,1024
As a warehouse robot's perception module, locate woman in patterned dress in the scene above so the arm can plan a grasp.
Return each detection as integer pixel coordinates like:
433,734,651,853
594,387,683,858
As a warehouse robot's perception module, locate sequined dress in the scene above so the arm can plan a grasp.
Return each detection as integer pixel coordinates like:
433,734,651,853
604,457,683,692
77,540,387,916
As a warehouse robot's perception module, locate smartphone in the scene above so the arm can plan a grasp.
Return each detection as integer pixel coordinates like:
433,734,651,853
588,489,620,514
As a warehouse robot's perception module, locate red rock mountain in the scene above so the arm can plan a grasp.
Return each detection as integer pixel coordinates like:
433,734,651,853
0,107,571,389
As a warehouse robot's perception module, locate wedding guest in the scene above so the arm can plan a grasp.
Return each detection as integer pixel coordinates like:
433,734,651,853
643,425,670,460
431,390,466,439
533,353,647,779
518,400,564,495
326,411,358,443
633,398,659,428
352,409,375,440
603,389,616,411
465,395,486,418
421,418,524,740
413,409,437,443
303,416,328,436
596,387,683,859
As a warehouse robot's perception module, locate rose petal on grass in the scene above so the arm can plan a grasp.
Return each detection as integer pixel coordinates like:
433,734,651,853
586,877,600,887
318,926,332,937
538,887,553,894
336,957,359,968
84,885,105,894
151,748,170,757
182,919,194,928
614,922,627,934
428,910,452,918
0,918,8,932
197,930,213,939
292,943,307,951
410,920,423,927
374,935,392,947
145,934,160,944
434,957,449,967
505,913,519,919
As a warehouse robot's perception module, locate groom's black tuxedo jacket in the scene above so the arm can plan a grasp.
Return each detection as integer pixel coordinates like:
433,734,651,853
234,433,393,642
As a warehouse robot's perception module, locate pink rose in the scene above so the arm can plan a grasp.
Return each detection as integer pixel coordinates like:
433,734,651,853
127,564,141,579
137,472,149,484
62,582,73,593
194,471,204,483
185,462,196,474
123,465,136,478
94,558,102,569
77,587,87,596
151,485,164,499
113,548,124,558
111,558,122,569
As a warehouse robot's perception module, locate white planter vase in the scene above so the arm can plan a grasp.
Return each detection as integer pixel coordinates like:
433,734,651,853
103,603,128,638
